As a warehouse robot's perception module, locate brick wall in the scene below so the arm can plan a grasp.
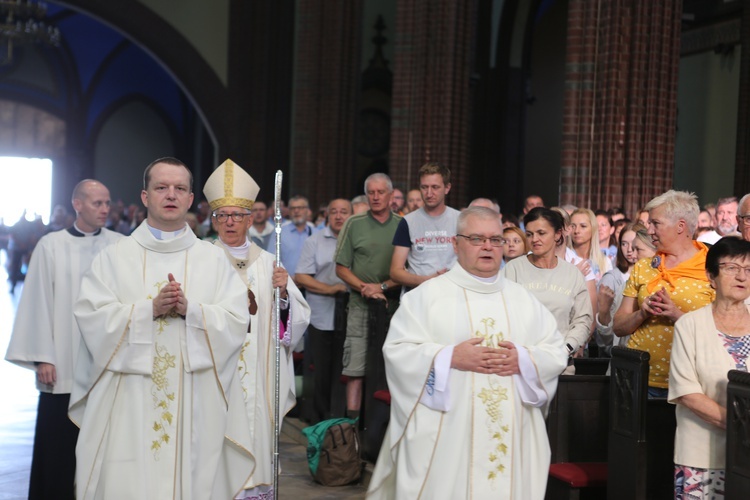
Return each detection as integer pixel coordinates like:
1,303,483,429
561,0,682,216
290,0,363,208
388,0,475,207
735,0,750,197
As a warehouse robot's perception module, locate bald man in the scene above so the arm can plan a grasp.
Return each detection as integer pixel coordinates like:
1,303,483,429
5,180,123,499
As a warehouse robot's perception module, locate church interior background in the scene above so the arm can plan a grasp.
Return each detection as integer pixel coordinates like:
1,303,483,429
0,0,747,496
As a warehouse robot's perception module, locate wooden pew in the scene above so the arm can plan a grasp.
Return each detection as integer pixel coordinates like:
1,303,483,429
545,374,610,499
607,346,675,500
726,369,750,499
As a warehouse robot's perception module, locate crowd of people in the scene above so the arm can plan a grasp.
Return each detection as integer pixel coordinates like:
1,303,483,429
3,157,750,499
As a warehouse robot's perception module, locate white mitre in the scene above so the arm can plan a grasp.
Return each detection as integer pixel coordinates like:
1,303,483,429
203,159,260,211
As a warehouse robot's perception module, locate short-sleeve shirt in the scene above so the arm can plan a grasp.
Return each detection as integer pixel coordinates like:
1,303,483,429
335,211,401,309
296,226,343,331
391,206,459,281
624,255,715,388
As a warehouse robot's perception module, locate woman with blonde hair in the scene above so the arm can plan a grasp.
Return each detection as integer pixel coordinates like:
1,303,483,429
552,207,597,329
570,208,612,283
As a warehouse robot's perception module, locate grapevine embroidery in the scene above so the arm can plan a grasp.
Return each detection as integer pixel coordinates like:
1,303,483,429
474,316,509,482
151,343,176,458
237,340,251,400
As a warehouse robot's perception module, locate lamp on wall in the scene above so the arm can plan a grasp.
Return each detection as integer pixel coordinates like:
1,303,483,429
0,0,60,65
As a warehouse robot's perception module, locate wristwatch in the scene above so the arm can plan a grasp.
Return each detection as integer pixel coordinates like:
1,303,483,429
566,343,575,357
380,282,388,292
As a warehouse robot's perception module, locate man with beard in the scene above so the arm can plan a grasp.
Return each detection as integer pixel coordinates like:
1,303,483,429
698,196,740,244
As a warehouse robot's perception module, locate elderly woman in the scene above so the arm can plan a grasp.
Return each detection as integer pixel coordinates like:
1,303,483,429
502,225,528,263
595,223,655,356
613,190,715,398
504,207,593,360
669,237,750,499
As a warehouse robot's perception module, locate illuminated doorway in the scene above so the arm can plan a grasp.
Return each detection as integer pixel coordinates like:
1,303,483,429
0,157,53,226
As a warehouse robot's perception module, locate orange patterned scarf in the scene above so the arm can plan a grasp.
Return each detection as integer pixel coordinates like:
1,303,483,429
646,241,710,293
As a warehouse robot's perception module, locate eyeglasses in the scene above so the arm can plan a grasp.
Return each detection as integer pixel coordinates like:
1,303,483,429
738,214,750,226
213,212,250,223
289,205,309,211
718,263,750,277
456,234,506,247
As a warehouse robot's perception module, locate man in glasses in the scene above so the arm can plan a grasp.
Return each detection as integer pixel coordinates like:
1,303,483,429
390,162,460,294
70,158,254,498
5,179,122,499
266,195,316,278
738,193,750,243
206,159,310,499
368,206,566,499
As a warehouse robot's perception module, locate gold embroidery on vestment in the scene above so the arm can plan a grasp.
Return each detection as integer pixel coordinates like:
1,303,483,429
151,343,176,458
237,340,251,400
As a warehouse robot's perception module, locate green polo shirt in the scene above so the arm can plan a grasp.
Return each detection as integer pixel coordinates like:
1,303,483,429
334,210,401,309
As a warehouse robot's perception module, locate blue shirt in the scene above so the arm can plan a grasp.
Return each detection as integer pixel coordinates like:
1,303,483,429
266,221,316,276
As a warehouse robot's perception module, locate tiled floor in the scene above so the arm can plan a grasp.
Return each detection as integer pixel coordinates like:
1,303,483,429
0,251,369,499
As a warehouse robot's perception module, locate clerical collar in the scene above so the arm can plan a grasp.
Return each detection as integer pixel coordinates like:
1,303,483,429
445,264,505,294
469,272,500,283
68,223,102,237
220,238,250,259
147,223,187,240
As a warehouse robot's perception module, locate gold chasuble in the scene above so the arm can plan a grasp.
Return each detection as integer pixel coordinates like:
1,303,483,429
70,223,254,500
367,265,567,500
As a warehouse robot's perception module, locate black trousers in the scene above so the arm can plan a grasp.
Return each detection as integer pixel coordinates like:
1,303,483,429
308,325,346,423
29,392,78,500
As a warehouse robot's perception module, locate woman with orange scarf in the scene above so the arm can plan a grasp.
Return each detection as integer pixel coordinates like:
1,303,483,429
613,191,715,398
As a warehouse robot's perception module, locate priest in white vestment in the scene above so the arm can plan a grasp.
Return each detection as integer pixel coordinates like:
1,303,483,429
202,159,311,499
70,158,254,499
367,207,568,499
5,180,122,499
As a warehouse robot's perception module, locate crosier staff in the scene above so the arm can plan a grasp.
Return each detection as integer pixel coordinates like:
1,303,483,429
272,170,283,496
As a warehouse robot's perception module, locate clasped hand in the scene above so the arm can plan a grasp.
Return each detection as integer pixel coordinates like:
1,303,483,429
451,338,519,376
153,273,187,318
642,287,683,322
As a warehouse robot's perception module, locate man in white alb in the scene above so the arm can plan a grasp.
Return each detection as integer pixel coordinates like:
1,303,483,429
203,159,311,500
368,206,567,499
70,157,253,499
5,180,122,499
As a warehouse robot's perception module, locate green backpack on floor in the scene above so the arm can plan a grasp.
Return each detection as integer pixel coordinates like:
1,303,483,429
302,417,361,486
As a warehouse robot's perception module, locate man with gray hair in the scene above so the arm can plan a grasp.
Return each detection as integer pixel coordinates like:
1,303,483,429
697,196,739,244
738,193,750,242
335,173,401,420
296,198,353,422
368,206,566,498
